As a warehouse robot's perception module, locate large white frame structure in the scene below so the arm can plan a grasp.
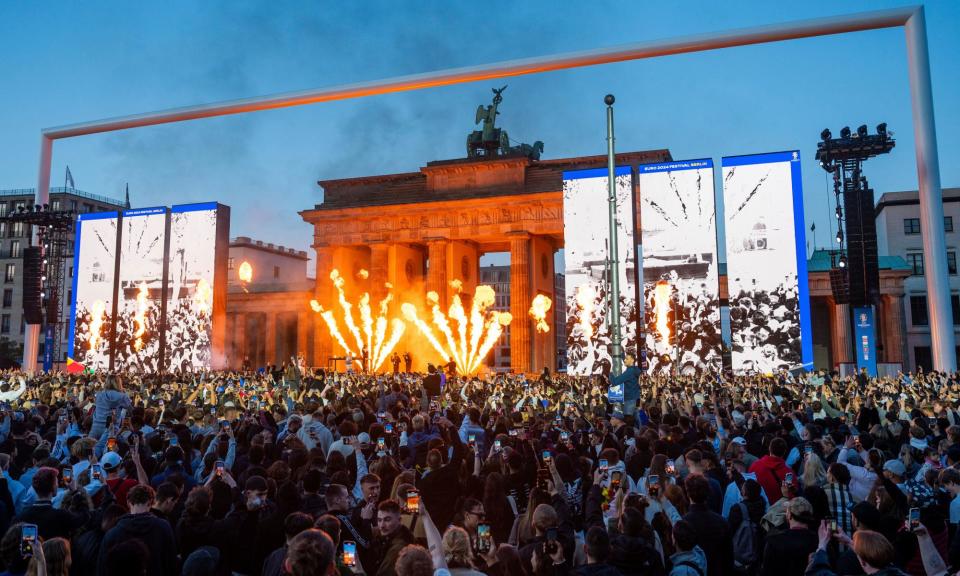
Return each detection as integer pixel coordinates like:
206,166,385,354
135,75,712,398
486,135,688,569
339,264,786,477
30,5,954,371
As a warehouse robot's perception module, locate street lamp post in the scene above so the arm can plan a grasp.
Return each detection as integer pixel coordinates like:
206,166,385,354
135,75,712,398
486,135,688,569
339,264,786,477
605,94,623,378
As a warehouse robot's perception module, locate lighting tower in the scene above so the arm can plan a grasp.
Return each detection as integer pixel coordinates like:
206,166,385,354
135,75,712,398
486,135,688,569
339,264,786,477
816,124,894,368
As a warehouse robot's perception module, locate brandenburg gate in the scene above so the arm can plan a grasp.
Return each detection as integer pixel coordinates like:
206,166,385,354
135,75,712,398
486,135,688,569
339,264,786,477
300,148,669,373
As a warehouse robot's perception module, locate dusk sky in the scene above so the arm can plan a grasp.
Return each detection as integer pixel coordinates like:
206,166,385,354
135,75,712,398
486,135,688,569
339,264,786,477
1,1,958,272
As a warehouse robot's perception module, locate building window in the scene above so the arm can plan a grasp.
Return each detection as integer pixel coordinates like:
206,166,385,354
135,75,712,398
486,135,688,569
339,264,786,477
953,294,960,326
904,218,921,235
10,223,23,238
51,200,61,211
4,264,14,283
9,240,19,259
947,216,955,233
0,204,6,218
1,315,10,334
950,251,958,275
910,295,929,326
274,266,280,279
907,253,924,276
228,257,234,270
2,290,11,308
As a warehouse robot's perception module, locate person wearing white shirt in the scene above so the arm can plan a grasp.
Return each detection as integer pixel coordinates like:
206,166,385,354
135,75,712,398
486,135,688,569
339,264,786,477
0,377,26,403
836,437,879,502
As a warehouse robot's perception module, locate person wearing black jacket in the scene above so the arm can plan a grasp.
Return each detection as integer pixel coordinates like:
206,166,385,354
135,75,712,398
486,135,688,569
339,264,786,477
518,486,577,576
416,416,465,532
325,483,375,574
758,497,818,576
14,467,88,541
584,477,664,576
71,504,126,576
682,474,733,576
370,499,414,576
98,484,177,576
222,475,277,576
175,485,236,563
575,526,624,575
423,365,442,399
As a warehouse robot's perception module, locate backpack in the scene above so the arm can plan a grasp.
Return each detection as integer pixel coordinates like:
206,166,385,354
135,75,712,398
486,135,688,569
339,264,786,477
732,502,759,570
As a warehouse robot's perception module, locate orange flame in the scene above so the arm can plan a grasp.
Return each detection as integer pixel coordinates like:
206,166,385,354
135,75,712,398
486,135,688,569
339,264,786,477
403,283,511,375
133,282,149,351
467,286,495,369
88,300,106,351
330,269,364,353
575,285,595,339
193,278,212,315
312,274,405,372
238,261,253,283
529,294,552,333
654,280,672,343
372,319,406,371
318,305,355,357
401,303,450,363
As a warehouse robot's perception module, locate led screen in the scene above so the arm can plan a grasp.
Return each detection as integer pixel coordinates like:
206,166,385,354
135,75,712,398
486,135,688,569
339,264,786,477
638,159,721,374
69,212,120,370
562,167,637,376
114,207,167,372
165,203,218,371
722,151,812,373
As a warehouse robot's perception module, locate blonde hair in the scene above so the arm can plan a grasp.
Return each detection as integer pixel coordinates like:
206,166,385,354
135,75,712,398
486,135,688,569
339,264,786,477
802,454,826,488
390,471,416,501
442,526,474,568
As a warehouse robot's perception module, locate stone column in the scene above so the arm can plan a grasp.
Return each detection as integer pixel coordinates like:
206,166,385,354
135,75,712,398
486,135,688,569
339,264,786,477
427,239,449,310
530,235,556,373
297,310,310,364
830,299,853,366
370,243,391,305
265,312,277,367
233,312,247,368
882,294,905,364
510,232,532,374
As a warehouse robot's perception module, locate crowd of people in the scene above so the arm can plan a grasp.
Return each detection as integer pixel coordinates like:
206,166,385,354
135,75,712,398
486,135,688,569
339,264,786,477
0,361,959,575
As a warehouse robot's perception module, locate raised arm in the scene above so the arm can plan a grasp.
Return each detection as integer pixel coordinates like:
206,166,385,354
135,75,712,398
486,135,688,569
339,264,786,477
419,498,448,570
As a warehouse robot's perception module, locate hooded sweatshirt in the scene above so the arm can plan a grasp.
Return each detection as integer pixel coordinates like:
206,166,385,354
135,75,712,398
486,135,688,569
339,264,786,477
91,389,132,438
670,546,707,576
748,455,794,503
98,512,176,576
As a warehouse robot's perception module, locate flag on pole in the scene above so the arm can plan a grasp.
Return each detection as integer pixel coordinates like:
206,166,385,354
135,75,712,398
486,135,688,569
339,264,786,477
811,222,816,231
65,166,75,189
65,357,85,374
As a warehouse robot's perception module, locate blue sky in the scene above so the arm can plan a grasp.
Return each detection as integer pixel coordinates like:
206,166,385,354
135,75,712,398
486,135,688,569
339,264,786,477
1,1,958,270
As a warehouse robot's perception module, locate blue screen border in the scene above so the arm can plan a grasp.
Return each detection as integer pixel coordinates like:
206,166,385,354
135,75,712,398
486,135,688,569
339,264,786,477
721,150,814,371
67,211,121,363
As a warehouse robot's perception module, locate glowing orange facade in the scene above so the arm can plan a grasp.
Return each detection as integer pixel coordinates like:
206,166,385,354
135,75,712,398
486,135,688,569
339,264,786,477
301,150,670,373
